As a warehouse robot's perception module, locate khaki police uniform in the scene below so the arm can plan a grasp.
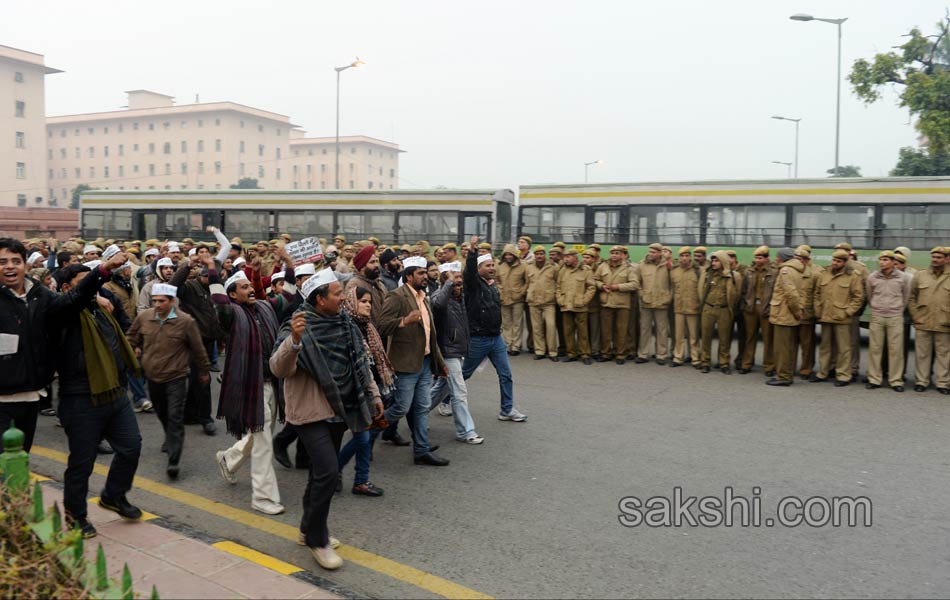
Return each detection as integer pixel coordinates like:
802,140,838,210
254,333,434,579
796,248,823,377
556,254,596,359
637,245,673,361
740,247,776,372
526,248,560,359
698,252,741,369
497,244,528,353
768,257,805,383
814,255,865,382
670,251,702,366
909,256,950,390
595,251,640,360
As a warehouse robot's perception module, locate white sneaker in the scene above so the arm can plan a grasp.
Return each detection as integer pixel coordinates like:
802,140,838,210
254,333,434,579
252,500,285,515
298,531,340,549
134,399,153,413
458,435,484,445
437,402,453,417
215,451,237,484
498,408,527,422
311,545,343,570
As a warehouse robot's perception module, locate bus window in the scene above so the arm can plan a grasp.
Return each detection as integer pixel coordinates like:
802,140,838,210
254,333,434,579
83,209,133,239
520,206,585,244
225,210,270,241
398,211,458,245
495,202,511,242
279,211,333,239
628,206,700,245
706,205,785,248
792,205,874,249
881,205,950,250
337,211,396,241
163,210,215,240
463,214,490,240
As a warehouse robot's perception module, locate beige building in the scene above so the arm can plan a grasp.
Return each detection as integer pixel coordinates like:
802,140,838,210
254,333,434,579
0,45,61,208
287,133,402,191
46,90,403,207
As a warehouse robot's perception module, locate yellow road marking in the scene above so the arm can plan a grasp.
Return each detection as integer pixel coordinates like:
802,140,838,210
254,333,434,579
30,472,51,482
31,445,492,599
213,541,302,575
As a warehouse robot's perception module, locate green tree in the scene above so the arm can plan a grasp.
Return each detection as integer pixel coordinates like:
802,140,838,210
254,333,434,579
890,146,950,175
827,165,862,177
230,177,261,189
849,15,950,171
70,184,94,209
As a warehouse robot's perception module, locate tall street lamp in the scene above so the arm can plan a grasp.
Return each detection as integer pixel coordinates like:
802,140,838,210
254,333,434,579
790,13,847,177
584,159,603,184
771,160,793,178
335,57,365,189
771,115,801,177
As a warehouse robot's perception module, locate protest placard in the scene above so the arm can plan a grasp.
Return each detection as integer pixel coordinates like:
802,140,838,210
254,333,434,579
284,237,324,266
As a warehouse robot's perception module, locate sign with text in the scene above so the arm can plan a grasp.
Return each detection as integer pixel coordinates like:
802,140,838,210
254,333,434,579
285,237,324,266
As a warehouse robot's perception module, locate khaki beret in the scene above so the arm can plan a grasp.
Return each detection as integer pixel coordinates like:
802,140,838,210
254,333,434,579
582,248,598,258
552,241,567,250
532,245,547,254
343,244,354,251
835,242,853,251
589,243,602,250
334,234,346,241
693,246,707,254
269,238,281,245
726,250,737,257
648,242,663,251
879,250,896,259
478,242,492,250
564,248,579,256
145,238,160,246
799,244,812,253
368,237,381,245
754,245,770,257
611,245,629,254
130,240,142,246
832,249,850,260
400,244,413,252
893,253,907,264
930,246,947,255
518,235,533,244
677,246,691,256
280,233,293,242
182,237,195,244
442,243,457,250
794,245,811,258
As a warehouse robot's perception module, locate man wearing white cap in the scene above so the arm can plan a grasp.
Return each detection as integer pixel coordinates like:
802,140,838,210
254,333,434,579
137,257,175,312
270,268,383,569
209,264,284,514
378,255,450,466
127,284,210,479
82,245,101,262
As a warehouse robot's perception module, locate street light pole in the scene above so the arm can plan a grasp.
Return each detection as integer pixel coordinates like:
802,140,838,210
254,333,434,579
790,14,847,176
771,115,801,177
584,159,603,184
771,160,793,178
334,57,365,189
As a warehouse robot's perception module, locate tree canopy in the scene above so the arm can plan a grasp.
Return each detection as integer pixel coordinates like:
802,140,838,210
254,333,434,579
827,165,862,177
70,184,94,209
230,177,261,189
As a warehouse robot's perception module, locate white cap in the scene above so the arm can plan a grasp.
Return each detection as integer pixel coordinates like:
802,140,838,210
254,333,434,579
301,267,337,299
188,248,197,256
116,261,133,272
83,245,99,255
271,271,286,282
325,244,338,254
233,256,246,268
144,248,159,258
167,242,181,253
83,260,102,269
295,263,316,277
151,283,178,297
101,244,120,260
477,254,493,266
403,256,427,270
439,261,461,273
27,251,44,265
225,270,248,290
156,257,174,268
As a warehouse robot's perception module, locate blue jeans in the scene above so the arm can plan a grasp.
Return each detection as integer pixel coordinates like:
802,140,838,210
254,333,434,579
386,356,433,457
431,357,478,439
128,372,148,402
462,335,514,415
338,430,373,485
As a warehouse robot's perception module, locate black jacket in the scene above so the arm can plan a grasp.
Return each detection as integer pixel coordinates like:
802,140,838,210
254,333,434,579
0,270,105,396
431,279,469,359
463,250,502,337
170,264,225,341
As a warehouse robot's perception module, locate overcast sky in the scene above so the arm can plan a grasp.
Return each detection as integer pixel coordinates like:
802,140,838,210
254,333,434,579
6,0,946,191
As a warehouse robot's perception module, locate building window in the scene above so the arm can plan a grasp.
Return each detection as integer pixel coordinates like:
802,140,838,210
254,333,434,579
198,119,203,127
276,147,281,159
276,168,281,180
103,126,109,134
258,124,263,132
320,181,325,189
60,168,65,178
104,166,110,178
87,128,94,135
165,185,171,189
307,165,313,175
89,166,95,178
74,128,79,136
239,120,245,128
165,163,171,175
59,129,65,138
118,165,124,177
118,144,124,156
14,71,24,82
368,181,374,189
197,162,204,174
368,164,373,175
149,142,155,154
88,147,95,158
215,183,221,189
349,163,354,174
60,148,66,159
349,180,354,189
197,140,204,152
293,165,298,177
379,166,383,176
15,131,25,148
351,147,356,154
133,143,139,151
75,167,80,177
320,164,326,174
214,161,221,174
308,149,314,156
49,169,54,179
321,148,327,155
239,141,245,153
163,121,170,129
16,194,26,207
133,122,139,130
104,146,109,157
133,165,139,173
148,123,155,131
15,101,25,117
215,139,221,151
240,163,245,175
293,182,298,189
149,164,155,176
276,128,281,136
368,149,372,156
181,162,188,174
258,144,264,157
258,165,265,178
390,168,395,178
163,142,171,154
118,123,123,133
74,147,80,159
181,141,187,153
215,118,221,126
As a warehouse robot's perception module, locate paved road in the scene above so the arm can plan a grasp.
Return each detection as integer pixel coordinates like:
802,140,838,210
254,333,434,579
29,345,950,598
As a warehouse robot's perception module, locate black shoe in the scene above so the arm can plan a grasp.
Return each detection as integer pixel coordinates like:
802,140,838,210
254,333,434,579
766,379,792,387
851,374,859,383
167,463,180,479
548,356,558,362
381,432,411,446
560,356,577,363
701,366,711,373
73,517,97,539
809,375,827,383
938,388,950,395
413,452,450,466
534,354,545,360
865,383,881,389
429,445,440,452
764,370,776,377
914,384,926,392
202,421,217,436
721,367,731,375
596,356,611,363
834,380,850,387
335,473,343,493
670,362,682,368
582,357,592,365
98,494,142,520
892,386,905,393
655,359,666,366
352,482,385,497
97,441,114,455
634,358,648,364
615,359,626,365
738,368,751,374
273,442,292,468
